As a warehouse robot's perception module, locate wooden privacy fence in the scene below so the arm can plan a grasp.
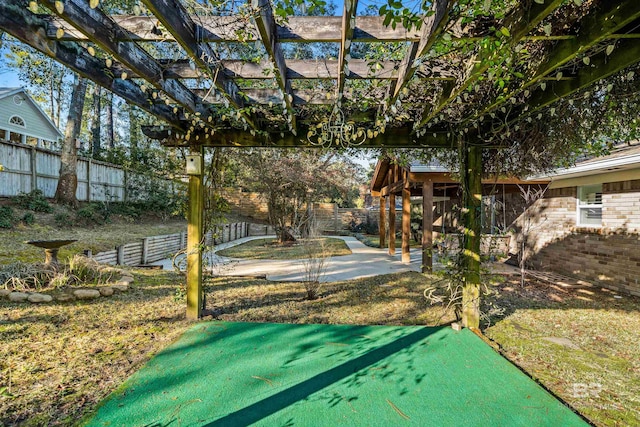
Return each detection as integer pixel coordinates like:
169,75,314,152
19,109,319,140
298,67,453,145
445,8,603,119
0,140,180,201
90,222,249,266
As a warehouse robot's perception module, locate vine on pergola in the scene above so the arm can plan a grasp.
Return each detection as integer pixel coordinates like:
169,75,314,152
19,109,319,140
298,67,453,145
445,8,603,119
2,0,639,156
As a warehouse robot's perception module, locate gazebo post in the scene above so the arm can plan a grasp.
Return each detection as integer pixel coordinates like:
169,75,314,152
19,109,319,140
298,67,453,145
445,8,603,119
388,168,396,255
388,192,396,256
461,143,482,329
422,180,433,273
379,195,386,248
401,177,411,264
186,146,204,320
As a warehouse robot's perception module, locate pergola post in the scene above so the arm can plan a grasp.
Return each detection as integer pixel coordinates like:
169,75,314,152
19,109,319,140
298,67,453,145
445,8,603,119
422,180,433,273
388,192,396,256
186,146,204,320
461,143,482,329
401,178,411,264
379,196,386,248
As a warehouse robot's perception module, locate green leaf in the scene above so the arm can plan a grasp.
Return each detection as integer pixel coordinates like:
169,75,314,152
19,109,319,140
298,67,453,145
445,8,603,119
383,13,392,27
499,27,511,37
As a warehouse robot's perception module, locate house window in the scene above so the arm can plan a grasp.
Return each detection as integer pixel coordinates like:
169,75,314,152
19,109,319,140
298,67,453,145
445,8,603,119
577,184,602,226
9,116,26,127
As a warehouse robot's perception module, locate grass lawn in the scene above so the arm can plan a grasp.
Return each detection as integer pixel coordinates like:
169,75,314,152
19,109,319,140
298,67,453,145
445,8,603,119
484,277,640,427
0,217,186,265
1,250,638,426
0,269,190,426
216,237,352,260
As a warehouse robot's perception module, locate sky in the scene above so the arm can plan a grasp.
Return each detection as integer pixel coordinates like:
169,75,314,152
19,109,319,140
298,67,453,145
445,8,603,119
0,46,24,88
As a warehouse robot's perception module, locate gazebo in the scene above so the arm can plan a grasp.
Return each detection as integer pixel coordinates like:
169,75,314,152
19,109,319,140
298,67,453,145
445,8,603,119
2,0,639,328
370,157,549,271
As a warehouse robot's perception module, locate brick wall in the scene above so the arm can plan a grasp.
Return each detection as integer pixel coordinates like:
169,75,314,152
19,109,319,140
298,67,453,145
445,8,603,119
510,181,640,296
602,180,640,230
508,187,577,253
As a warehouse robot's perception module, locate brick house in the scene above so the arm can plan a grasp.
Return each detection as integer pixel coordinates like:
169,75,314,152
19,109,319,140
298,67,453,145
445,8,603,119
511,144,640,296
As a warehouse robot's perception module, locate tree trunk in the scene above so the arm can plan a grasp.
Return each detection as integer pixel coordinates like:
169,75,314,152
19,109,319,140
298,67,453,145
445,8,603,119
105,92,114,149
128,105,140,161
91,86,101,158
54,75,87,207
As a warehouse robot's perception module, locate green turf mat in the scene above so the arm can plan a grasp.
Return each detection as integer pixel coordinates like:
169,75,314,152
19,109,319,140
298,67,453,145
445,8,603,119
87,322,587,426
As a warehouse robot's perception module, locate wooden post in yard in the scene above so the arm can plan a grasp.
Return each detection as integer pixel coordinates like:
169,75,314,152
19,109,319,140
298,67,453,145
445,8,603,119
30,145,37,192
401,178,411,264
186,147,204,320
461,143,482,329
422,180,434,273
388,192,396,256
379,196,386,248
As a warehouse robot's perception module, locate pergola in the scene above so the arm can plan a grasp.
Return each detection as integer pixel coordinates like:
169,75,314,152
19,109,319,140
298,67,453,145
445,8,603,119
2,0,639,328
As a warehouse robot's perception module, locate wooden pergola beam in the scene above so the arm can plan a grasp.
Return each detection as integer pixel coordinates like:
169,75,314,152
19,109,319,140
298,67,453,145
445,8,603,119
389,0,450,102
337,0,358,99
45,15,424,43
251,0,297,133
417,0,564,128
40,0,197,112
470,1,640,123
46,14,640,44
140,0,257,129
0,3,182,128
118,58,460,80
171,59,403,80
144,125,455,148
520,37,640,120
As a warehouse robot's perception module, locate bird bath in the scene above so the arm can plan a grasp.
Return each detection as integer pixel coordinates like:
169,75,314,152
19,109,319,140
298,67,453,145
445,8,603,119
25,239,77,266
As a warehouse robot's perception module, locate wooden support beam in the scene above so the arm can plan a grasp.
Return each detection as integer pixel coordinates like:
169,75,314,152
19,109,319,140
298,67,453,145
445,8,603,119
401,178,411,264
516,37,640,123
337,0,358,99
389,0,450,101
0,3,181,128
81,57,452,81
461,143,482,329
47,14,636,44
388,192,396,256
252,0,297,132
186,147,204,320
470,0,640,123
417,0,564,128
422,180,433,273
379,196,386,249
212,59,400,80
45,15,424,43
40,0,197,112
146,125,455,148
141,0,257,129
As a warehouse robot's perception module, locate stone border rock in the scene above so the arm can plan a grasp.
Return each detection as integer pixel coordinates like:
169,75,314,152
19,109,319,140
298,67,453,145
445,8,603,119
0,272,134,304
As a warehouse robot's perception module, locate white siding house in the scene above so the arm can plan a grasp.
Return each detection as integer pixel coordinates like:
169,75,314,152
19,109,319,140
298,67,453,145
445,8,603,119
0,87,62,149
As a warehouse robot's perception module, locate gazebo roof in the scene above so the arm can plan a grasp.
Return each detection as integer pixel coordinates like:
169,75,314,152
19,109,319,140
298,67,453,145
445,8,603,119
1,0,639,148
370,157,549,196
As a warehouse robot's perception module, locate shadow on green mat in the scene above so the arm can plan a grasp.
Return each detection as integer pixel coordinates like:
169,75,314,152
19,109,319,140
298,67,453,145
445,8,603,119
87,322,587,427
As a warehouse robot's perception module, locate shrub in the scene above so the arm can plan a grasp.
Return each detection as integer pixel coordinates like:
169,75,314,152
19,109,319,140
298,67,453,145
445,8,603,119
76,204,107,225
0,262,55,291
67,254,116,285
13,189,53,213
0,206,15,229
54,212,73,228
21,212,35,225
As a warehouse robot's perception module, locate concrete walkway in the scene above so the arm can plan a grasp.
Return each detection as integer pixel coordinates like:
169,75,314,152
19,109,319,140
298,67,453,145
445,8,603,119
152,235,520,282
153,235,426,282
